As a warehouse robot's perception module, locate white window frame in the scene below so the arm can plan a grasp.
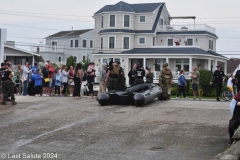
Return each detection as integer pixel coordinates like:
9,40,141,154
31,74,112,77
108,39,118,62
82,39,87,48
174,59,189,72
51,40,58,51
185,37,194,46
75,39,79,48
58,56,62,63
166,38,174,46
108,35,116,49
139,15,146,23
123,14,131,28
209,39,214,50
122,36,130,50
154,59,166,71
109,15,116,28
89,40,93,48
138,36,146,45
70,39,74,48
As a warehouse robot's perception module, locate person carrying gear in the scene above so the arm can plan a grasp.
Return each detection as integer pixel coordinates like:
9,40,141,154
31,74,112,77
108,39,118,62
159,62,173,100
117,61,126,91
210,65,225,101
105,61,120,91
134,64,145,85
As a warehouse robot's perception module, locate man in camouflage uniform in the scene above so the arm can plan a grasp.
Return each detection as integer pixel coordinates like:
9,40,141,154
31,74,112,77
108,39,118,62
159,62,173,100
117,62,126,91
106,62,120,91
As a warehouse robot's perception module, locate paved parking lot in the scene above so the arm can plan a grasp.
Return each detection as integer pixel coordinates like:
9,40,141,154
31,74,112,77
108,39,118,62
0,96,232,160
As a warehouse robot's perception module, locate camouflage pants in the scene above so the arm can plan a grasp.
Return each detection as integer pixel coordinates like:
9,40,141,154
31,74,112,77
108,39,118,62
162,79,171,98
107,77,118,91
2,80,15,101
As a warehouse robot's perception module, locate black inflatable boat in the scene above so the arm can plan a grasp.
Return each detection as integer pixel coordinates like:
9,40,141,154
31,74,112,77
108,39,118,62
97,83,163,106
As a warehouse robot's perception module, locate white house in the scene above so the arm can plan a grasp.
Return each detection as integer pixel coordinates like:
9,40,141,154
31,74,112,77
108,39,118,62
31,29,95,64
92,1,228,83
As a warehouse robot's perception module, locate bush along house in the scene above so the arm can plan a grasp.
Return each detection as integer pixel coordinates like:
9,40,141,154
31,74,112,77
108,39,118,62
93,1,228,83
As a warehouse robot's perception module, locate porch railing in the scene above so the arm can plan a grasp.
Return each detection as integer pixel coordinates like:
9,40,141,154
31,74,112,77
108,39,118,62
152,71,191,81
30,45,64,53
158,24,216,34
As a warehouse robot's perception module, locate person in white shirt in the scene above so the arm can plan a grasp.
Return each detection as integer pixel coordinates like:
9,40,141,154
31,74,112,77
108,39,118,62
227,74,234,97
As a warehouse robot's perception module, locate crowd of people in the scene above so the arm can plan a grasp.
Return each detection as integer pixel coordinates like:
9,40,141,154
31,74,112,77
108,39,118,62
0,60,102,104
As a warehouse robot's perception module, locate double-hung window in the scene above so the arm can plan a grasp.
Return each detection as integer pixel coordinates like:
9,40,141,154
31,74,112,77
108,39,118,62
124,15,130,27
109,37,115,49
123,37,129,49
139,37,145,45
110,15,115,27
70,40,73,47
83,40,86,48
209,40,213,50
140,16,145,22
168,39,173,46
75,39,79,47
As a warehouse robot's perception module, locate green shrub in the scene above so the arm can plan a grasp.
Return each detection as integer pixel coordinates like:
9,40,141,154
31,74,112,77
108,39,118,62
170,87,178,96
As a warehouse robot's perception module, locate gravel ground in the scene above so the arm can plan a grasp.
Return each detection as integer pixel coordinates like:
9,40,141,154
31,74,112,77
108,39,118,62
0,96,232,160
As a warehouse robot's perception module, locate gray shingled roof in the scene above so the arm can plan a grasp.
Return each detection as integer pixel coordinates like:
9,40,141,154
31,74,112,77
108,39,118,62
46,29,93,38
94,1,163,14
94,47,227,59
99,3,164,34
157,31,218,38
226,59,240,73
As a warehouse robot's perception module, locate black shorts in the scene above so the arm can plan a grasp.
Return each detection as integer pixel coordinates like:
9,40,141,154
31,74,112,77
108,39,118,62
43,81,49,87
16,79,20,87
192,83,199,91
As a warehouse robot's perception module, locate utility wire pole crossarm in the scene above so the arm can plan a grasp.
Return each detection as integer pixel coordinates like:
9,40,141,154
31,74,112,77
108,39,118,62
0,28,7,63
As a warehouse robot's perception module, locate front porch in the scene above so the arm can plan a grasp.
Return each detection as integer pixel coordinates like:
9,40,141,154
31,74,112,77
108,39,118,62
129,57,227,82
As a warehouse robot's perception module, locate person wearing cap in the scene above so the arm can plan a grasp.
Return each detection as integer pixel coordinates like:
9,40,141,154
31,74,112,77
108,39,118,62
210,65,225,101
134,64,145,85
145,67,154,83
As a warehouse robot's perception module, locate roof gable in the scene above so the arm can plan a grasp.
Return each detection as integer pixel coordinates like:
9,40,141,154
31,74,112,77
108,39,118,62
46,29,93,38
94,1,163,14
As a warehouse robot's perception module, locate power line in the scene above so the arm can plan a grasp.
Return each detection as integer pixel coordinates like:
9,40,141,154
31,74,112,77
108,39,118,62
0,10,92,17
0,11,94,22
0,23,61,31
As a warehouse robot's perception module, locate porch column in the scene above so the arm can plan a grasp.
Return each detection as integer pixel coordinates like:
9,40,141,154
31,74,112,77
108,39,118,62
224,62,227,74
32,55,35,66
189,57,192,72
143,57,146,70
215,59,218,67
208,59,211,70
166,57,169,63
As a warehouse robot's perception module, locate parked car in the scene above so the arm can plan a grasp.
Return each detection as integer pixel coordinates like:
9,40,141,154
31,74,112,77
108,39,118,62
83,82,99,96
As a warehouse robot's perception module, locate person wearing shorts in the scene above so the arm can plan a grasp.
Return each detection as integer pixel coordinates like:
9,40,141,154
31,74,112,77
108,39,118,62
190,66,201,100
227,74,234,97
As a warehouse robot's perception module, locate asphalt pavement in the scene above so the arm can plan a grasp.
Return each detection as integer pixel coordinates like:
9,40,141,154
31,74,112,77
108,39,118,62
0,96,233,160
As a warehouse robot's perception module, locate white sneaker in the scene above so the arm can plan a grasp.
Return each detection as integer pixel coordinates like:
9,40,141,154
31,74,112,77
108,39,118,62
35,94,38,97
42,94,46,97
176,97,180,100
185,97,188,100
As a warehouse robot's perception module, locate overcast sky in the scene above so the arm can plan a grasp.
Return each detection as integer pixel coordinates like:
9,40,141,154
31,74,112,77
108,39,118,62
1,0,240,58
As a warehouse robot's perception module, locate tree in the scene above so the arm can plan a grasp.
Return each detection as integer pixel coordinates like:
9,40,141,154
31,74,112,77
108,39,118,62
199,69,215,96
66,55,75,71
80,54,90,71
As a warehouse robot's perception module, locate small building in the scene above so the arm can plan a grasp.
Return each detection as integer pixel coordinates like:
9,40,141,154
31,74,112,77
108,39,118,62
4,41,44,65
31,29,95,65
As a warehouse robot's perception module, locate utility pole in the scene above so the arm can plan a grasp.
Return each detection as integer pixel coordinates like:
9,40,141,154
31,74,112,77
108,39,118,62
0,28,7,63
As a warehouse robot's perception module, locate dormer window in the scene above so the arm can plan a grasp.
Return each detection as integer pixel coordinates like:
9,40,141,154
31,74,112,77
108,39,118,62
167,39,173,46
110,15,115,27
209,40,213,50
124,15,130,27
139,16,145,23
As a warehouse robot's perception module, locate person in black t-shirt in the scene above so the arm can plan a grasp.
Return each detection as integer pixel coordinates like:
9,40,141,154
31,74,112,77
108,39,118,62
134,64,145,85
210,65,225,101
